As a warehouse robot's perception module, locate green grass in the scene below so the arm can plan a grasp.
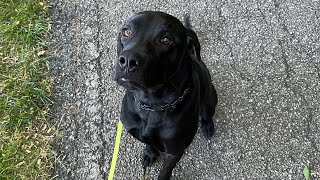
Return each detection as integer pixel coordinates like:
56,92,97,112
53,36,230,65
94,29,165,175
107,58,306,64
304,164,311,180
0,0,55,179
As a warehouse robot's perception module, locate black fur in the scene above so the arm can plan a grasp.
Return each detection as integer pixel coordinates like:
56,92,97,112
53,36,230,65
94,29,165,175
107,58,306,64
113,11,218,180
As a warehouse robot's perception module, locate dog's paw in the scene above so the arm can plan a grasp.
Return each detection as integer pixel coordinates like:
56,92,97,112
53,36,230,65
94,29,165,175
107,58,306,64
201,118,215,139
141,146,159,168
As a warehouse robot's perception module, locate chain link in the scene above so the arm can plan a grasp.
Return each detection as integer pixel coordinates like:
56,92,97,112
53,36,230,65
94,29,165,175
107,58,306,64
133,87,190,111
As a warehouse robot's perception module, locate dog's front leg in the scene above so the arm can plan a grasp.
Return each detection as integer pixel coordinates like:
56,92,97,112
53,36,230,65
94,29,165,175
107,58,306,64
158,153,183,180
141,144,159,168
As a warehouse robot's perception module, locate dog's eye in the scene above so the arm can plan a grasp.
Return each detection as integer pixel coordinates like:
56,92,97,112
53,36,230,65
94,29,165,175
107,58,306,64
122,28,132,38
160,36,173,45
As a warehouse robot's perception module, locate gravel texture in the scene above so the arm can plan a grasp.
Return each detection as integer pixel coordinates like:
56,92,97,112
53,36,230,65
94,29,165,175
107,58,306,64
50,0,320,179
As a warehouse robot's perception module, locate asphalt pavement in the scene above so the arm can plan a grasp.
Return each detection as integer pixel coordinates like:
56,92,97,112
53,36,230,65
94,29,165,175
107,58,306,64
50,0,320,179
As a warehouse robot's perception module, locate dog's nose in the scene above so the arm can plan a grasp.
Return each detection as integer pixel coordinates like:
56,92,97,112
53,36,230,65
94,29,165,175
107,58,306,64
118,56,139,71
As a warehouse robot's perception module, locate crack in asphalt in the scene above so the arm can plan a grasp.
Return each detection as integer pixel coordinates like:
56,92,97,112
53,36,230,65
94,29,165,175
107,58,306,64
90,1,108,178
215,5,250,83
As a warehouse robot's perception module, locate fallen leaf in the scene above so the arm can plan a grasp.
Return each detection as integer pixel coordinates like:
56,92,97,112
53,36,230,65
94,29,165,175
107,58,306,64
47,128,52,134
37,50,46,56
37,158,41,166
41,124,47,131
16,161,25,167
40,149,48,157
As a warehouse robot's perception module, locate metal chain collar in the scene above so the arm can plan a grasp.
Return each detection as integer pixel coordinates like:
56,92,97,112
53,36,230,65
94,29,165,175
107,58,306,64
133,87,190,111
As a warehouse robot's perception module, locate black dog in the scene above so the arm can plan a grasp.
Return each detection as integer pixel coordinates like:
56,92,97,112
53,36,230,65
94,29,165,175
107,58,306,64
113,11,217,180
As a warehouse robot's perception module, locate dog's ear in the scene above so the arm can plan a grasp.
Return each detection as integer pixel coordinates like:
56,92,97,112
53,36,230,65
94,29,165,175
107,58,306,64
186,29,201,61
117,32,123,56
184,15,201,61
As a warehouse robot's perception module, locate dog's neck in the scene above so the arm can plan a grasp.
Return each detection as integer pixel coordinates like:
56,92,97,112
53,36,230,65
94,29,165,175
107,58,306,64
168,59,190,93
130,59,191,110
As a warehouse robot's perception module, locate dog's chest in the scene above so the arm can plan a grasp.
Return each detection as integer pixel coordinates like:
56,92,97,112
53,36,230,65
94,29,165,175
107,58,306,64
128,111,169,151
140,111,165,138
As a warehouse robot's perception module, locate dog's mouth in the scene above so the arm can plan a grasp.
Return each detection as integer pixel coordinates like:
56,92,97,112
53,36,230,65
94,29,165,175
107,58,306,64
113,61,166,92
120,78,128,82
116,77,164,92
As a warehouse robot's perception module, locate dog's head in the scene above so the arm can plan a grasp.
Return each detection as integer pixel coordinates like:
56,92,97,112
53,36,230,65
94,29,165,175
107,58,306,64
113,11,190,91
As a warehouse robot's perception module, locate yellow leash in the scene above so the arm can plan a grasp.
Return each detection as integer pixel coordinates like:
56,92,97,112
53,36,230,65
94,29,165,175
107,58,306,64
108,121,123,180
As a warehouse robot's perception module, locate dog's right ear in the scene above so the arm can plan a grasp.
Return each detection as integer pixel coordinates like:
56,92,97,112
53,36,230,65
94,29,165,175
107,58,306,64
117,32,123,56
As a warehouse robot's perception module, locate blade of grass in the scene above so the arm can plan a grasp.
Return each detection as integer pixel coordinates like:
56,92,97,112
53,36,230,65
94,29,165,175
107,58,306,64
304,164,310,180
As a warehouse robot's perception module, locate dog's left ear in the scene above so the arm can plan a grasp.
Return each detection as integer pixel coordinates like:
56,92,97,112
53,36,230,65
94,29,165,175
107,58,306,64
187,36,196,58
186,29,201,61
117,32,123,56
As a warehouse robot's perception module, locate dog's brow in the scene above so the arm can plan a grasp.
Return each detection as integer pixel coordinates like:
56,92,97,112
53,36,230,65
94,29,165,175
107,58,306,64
164,22,173,28
162,22,176,32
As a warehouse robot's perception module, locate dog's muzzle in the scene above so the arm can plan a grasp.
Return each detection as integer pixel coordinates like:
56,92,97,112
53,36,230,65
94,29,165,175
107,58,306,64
118,55,139,72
